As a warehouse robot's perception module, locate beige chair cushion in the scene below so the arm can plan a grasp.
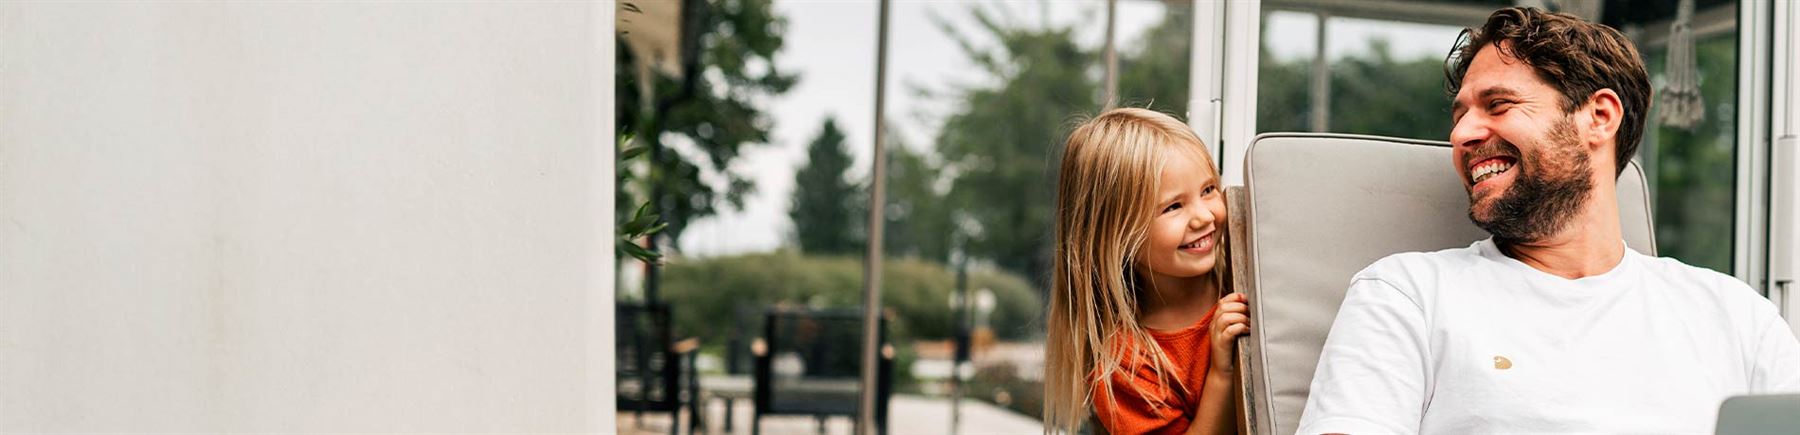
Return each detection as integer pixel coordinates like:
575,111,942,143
1227,133,1657,435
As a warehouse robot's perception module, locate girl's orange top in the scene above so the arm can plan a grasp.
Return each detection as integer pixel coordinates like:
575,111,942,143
1092,304,1220,435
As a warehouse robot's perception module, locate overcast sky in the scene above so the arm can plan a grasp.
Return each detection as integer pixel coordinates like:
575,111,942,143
672,1,1462,258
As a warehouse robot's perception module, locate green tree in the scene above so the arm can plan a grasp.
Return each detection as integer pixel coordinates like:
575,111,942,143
1328,40,1452,140
1255,45,1312,133
933,8,1099,285
878,139,954,263
790,118,862,255
1254,19,1451,141
616,0,797,247
1117,3,1193,114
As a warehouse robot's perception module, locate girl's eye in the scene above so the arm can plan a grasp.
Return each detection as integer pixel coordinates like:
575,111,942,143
1163,202,1182,214
1201,185,1218,195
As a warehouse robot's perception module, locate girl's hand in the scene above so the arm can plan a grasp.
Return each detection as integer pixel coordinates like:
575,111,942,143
1208,292,1250,375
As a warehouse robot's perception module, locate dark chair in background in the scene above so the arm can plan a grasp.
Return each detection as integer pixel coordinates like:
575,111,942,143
751,307,893,435
616,301,702,435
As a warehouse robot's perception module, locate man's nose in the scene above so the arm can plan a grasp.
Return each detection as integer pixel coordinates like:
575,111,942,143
1450,113,1490,149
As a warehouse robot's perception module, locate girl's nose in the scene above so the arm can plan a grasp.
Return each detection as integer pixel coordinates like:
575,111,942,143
1189,207,1214,229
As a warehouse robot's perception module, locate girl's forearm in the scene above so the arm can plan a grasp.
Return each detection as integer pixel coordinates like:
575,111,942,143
1187,370,1238,435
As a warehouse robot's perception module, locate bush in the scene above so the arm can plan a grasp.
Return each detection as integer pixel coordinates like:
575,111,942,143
657,252,1041,353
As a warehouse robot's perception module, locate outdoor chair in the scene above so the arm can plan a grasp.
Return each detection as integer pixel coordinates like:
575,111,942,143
1224,133,1657,435
701,304,763,434
751,307,893,435
616,301,703,435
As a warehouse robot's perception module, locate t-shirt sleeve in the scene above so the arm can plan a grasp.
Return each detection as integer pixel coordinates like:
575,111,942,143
1092,365,1191,435
1750,307,1800,394
1295,276,1430,435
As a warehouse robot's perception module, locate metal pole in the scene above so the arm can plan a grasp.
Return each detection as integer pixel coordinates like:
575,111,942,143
1308,12,1330,133
856,0,892,433
950,259,970,435
1103,0,1119,110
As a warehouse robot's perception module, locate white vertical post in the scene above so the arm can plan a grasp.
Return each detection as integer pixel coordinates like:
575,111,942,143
596,1,618,431
1769,0,1800,334
1737,0,1773,292
1220,0,1262,186
1188,0,1227,162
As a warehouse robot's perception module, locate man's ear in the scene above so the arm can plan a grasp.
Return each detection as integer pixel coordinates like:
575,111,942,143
1582,89,1624,150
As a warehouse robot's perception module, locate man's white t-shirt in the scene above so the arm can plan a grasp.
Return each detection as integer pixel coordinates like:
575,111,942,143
1296,239,1800,434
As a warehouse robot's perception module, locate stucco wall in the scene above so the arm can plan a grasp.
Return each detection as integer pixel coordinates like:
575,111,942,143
0,3,614,432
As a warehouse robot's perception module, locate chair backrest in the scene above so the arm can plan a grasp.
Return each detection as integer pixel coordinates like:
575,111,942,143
754,307,891,418
616,301,681,410
1227,133,1657,435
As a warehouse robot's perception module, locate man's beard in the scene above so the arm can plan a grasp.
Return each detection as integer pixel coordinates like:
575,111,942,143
1469,117,1593,244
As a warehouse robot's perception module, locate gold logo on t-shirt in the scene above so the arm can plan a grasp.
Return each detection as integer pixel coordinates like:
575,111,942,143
1494,356,1513,370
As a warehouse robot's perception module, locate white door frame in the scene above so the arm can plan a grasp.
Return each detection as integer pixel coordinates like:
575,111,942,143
1190,0,1261,186
1767,0,1800,333
1737,0,1773,296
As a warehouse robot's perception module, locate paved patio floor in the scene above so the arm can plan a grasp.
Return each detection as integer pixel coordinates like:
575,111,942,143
618,394,1041,435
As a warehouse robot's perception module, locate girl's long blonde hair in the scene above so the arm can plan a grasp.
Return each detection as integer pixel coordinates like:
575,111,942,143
1043,108,1228,433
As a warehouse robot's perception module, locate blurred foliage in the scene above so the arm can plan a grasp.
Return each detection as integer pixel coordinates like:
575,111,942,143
930,6,1099,287
917,3,1210,287
790,118,862,255
615,0,797,246
1644,35,1736,273
876,141,957,263
788,122,955,263
1326,41,1453,140
660,252,1042,349
1116,3,1193,114
1256,29,1450,139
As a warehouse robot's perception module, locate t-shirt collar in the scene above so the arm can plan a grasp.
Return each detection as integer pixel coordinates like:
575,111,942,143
1474,237,1637,287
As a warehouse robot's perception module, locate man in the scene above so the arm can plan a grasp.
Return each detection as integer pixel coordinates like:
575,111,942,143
1296,7,1800,433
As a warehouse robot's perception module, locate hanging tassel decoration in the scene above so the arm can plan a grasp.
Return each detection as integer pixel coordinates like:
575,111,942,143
1659,0,1704,130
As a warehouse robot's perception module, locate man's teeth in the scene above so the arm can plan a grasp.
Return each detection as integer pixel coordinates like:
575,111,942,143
1471,161,1514,184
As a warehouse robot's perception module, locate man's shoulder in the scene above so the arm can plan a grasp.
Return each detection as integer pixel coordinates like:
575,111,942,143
1632,251,1767,306
1354,241,1487,282
1341,242,1490,305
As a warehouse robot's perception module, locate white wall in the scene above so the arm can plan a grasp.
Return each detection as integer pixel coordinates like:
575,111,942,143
0,3,613,432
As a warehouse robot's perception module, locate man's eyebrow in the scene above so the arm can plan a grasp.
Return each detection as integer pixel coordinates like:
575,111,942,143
1479,86,1522,100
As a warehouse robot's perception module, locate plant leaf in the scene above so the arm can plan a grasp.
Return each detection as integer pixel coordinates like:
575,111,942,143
619,240,661,263
620,145,648,161
634,202,654,221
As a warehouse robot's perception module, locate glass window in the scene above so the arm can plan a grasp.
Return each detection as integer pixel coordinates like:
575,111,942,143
1616,1,1740,274
1256,6,1475,139
1254,0,1742,276
620,0,1204,430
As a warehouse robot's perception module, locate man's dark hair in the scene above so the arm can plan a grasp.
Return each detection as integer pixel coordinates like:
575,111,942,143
1446,7,1652,177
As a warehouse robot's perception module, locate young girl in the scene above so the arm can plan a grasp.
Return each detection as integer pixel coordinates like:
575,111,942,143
1044,108,1251,435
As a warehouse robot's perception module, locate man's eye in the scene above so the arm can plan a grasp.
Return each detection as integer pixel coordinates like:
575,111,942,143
1488,100,1513,112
